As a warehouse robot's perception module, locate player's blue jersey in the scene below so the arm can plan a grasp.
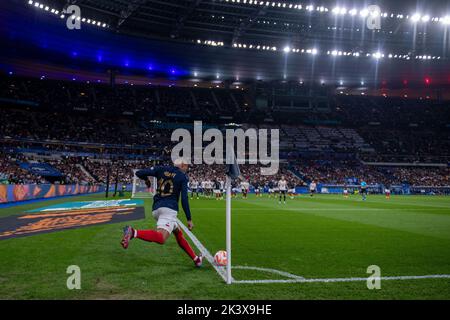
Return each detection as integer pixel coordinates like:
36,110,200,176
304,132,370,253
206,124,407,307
135,166,191,220
360,181,367,189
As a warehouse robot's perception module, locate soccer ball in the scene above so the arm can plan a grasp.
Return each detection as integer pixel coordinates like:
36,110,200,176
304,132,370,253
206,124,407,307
214,250,227,266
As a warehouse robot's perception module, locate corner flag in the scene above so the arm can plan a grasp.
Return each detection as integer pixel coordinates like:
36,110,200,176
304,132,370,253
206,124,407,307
226,157,241,180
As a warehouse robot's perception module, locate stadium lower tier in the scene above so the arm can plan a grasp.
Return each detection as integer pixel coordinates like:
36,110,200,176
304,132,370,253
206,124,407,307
1,153,448,190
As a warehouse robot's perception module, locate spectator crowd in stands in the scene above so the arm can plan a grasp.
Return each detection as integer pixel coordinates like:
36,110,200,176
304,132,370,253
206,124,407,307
0,75,448,188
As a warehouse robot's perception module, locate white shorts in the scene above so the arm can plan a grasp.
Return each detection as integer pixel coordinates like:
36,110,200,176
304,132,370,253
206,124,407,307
152,207,178,234
214,189,220,194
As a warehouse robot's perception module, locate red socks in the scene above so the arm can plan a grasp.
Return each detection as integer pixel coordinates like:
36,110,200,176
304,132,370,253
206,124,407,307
174,229,197,260
134,228,197,260
136,230,165,244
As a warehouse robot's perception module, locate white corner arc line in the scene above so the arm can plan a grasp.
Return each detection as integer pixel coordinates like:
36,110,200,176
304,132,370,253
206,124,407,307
232,265,305,280
176,219,231,282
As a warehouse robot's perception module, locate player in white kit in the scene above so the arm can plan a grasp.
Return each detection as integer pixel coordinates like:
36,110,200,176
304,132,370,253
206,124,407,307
189,179,199,199
240,180,249,199
278,176,288,204
309,181,317,197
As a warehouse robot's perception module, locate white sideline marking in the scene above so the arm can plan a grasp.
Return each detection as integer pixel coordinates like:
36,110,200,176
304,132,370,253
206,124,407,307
233,274,450,284
177,219,450,285
176,219,230,282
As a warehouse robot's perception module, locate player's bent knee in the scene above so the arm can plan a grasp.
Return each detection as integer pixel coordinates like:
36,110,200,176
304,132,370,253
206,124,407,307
156,228,171,244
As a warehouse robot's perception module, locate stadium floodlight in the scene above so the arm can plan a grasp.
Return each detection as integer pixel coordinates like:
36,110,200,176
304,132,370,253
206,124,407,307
332,7,340,15
373,52,383,59
442,16,450,25
283,46,291,53
349,9,357,16
28,0,33,4
311,48,318,55
360,9,369,17
421,15,430,22
370,9,380,17
411,13,421,22
340,8,347,15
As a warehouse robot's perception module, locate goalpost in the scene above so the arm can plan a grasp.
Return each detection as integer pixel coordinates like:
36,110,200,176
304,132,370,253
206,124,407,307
131,169,157,198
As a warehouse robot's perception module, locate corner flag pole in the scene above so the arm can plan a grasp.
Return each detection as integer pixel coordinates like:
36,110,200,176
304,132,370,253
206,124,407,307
225,175,232,285
225,149,241,285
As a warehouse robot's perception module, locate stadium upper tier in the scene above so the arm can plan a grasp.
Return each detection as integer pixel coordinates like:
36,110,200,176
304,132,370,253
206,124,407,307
0,76,448,161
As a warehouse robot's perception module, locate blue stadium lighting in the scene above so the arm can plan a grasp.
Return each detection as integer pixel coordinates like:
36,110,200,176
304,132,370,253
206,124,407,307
8,71,13,75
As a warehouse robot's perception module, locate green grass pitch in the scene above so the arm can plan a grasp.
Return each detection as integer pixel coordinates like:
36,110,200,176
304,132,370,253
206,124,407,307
0,193,449,299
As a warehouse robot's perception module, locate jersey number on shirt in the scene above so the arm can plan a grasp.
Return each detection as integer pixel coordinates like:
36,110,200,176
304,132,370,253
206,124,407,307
157,178,174,197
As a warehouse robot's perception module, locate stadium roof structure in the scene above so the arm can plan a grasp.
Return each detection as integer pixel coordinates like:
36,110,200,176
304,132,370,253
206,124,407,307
1,0,450,86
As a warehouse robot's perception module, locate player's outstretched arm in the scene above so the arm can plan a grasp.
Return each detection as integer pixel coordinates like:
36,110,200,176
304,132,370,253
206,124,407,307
136,167,158,180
